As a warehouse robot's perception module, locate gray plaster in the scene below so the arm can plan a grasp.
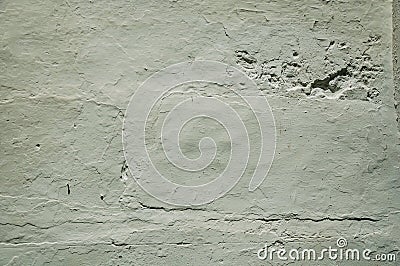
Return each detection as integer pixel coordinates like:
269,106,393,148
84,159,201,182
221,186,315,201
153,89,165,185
0,0,399,265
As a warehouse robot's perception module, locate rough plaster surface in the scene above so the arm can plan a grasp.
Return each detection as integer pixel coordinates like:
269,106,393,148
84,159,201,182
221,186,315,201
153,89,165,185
0,0,399,265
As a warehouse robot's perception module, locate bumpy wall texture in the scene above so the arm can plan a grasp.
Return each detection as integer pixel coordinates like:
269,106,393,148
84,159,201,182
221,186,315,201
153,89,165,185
1,0,399,265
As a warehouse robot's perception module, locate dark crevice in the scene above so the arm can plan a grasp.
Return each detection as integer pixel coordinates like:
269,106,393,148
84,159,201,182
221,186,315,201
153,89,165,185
111,240,129,247
120,160,128,179
310,66,350,93
138,201,205,212
253,215,379,223
235,50,257,64
138,202,166,210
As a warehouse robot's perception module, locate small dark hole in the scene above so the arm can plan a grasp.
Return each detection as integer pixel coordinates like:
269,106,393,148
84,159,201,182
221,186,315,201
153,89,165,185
293,51,298,56
100,195,104,200
36,144,40,147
